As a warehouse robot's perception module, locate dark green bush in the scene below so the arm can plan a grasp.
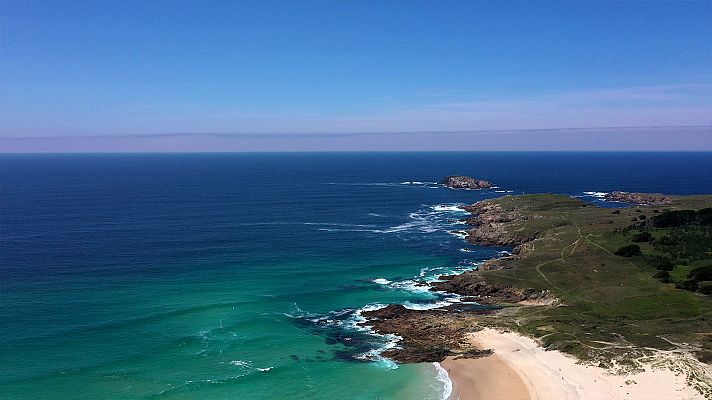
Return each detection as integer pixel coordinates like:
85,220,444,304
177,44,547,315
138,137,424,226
646,255,673,271
688,265,712,282
615,244,641,257
651,209,699,228
698,281,712,295
676,265,712,292
631,231,652,242
653,270,671,283
698,208,712,226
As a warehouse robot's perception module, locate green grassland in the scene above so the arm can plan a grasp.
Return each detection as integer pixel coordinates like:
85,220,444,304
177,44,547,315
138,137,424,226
477,194,712,364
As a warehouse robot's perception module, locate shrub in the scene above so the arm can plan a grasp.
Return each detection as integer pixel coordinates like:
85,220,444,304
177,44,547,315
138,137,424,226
611,210,621,214
699,208,712,226
615,244,641,257
653,270,671,283
676,265,712,292
698,281,712,295
651,209,697,228
638,215,647,220
688,265,712,282
632,231,652,242
646,255,673,271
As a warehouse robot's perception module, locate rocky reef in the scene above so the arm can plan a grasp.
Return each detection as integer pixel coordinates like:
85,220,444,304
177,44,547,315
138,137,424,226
359,304,493,362
605,191,673,205
432,273,550,305
439,175,493,190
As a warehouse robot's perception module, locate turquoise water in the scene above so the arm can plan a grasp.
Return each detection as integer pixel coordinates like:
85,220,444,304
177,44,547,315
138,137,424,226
2,152,712,399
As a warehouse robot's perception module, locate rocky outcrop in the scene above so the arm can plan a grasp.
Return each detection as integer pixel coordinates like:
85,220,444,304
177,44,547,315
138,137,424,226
431,272,550,305
360,304,493,362
605,191,673,205
440,176,493,190
461,200,537,246
357,274,552,362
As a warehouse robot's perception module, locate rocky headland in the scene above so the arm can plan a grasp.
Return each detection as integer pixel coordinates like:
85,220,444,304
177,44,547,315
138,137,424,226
604,191,673,205
460,199,538,247
359,304,493,363
439,175,493,190
355,192,712,398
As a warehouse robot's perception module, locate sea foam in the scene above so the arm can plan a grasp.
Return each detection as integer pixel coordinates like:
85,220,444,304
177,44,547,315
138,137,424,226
433,362,453,400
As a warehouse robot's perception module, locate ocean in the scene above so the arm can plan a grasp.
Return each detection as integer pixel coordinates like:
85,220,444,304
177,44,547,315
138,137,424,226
2,152,711,399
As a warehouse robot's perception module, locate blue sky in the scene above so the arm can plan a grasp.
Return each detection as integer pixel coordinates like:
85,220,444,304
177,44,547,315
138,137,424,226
1,1,711,151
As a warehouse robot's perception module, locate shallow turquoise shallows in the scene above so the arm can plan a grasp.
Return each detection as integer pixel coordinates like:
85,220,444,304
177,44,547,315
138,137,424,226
2,152,712,399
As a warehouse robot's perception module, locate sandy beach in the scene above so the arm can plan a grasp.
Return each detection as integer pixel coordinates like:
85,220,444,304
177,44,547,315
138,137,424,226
441,328,706,400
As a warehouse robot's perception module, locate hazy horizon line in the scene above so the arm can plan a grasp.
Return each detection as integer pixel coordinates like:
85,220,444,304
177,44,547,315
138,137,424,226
2,125,710,153
2,124,710,140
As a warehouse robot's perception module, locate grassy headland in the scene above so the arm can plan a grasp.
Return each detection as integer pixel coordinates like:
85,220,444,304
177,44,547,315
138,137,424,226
468,194,712,366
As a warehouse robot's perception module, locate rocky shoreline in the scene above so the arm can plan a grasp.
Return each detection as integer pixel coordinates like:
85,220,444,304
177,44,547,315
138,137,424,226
460,199,538,247
358,196,553,363
604,191,673,205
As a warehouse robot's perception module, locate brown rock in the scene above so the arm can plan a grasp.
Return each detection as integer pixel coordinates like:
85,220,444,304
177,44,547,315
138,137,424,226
604,191,673,205
440,176,493,190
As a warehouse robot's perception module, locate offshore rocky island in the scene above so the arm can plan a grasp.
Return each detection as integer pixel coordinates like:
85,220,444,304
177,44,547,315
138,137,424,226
360,177,712,399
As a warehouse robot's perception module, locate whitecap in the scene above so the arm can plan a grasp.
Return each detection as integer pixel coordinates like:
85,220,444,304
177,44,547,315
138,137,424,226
448,230,468,240
372,278,391,285
583,191,608,198
230,360,252,368
402,300,451,310
430,204,466,213
389,279,432,294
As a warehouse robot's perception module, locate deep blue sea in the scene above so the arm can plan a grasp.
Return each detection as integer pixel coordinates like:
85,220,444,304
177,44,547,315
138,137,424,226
2,152,712,399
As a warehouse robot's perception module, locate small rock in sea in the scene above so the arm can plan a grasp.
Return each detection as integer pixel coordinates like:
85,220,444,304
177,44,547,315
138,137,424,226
439,176,493,190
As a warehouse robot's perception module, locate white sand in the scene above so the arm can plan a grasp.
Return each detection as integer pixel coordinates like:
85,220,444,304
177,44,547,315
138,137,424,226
443,328,706,400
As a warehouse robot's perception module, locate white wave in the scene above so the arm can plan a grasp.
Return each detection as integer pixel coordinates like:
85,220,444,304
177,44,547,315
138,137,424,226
230,360,252,368
402,300,451,310
257,367,273,372
356,303,388,315
430,204,466,213
390,279,432,294
433,362,453,400
373,275,433,294
448,230,468,240
583,191,609,198
400,181,438,185
353,332,402,370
